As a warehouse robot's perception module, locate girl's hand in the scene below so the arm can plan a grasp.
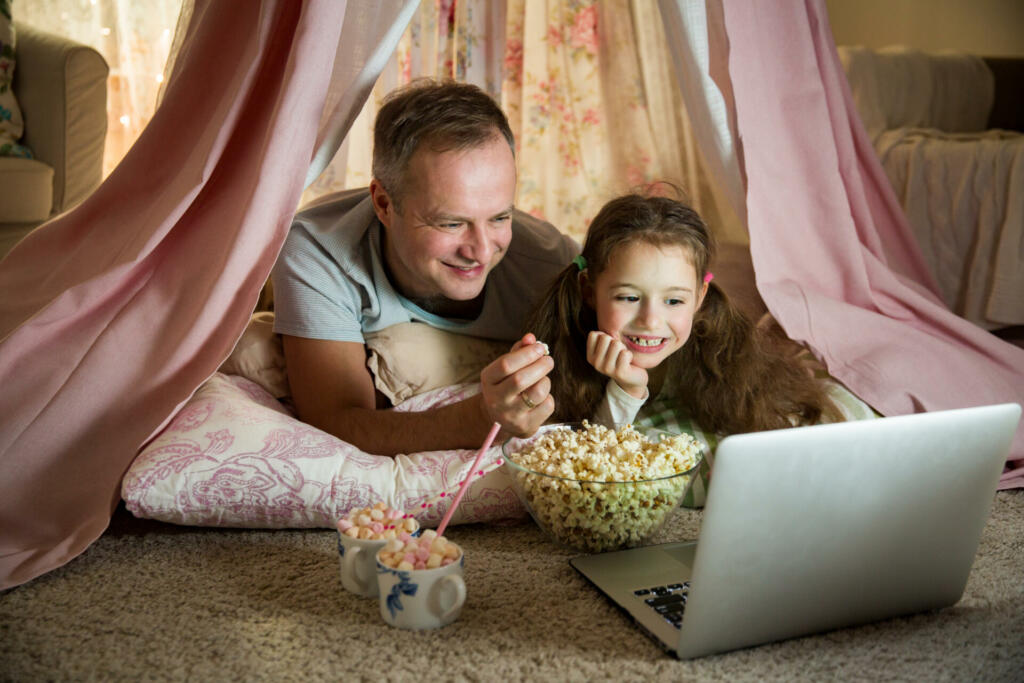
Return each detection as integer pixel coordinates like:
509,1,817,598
586,331,648,399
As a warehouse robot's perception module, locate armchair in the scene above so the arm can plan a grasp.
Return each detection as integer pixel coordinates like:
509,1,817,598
0,22,108,258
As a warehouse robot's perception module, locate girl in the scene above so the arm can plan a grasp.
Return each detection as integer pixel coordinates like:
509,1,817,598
524,191,845,436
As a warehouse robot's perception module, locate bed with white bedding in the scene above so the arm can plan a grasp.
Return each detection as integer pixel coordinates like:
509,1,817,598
839,46,1024,329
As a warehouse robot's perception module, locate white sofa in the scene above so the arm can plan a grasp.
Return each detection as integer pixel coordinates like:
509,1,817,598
0,23,108,258
839,46,1024,330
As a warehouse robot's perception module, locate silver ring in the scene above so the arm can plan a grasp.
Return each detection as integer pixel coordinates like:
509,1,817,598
520,393,536,409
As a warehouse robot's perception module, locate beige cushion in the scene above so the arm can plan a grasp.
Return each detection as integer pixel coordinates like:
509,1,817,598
0,156,54,222
219,315,509,404
365,323,508,404
218,312,290,398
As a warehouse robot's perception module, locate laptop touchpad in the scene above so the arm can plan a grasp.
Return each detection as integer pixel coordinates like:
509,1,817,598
659,542,697,570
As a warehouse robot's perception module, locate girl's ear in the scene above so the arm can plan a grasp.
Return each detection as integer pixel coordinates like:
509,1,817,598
697,280,710,309
580,271,595,308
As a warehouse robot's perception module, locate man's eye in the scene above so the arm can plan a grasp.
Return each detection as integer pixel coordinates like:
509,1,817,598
438,222,463,230
493,214,512,223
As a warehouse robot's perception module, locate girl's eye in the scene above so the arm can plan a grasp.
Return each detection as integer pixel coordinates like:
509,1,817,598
666,298,685,306
615,295,640,303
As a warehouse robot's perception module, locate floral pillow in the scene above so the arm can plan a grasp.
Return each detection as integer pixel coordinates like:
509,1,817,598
0,0,32,159
122,373,523,528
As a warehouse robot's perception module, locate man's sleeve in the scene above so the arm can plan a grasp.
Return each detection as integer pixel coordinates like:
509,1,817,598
271,223,365,343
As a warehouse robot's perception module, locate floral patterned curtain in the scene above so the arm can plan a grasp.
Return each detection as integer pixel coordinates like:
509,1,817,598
304,0,727,243
503,0,709,240
15,0,182,178
23,0,731,244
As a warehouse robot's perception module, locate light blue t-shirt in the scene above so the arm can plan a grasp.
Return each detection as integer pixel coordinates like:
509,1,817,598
272,188,580,343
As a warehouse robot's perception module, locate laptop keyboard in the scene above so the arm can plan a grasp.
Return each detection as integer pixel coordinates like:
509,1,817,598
634,581,690,629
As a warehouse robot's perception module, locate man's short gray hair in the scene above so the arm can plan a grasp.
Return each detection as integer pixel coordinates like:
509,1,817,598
372,79,515,207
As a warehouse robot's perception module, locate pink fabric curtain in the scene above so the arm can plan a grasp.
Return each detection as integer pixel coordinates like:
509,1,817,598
0,0,348,589
720,0,1024,486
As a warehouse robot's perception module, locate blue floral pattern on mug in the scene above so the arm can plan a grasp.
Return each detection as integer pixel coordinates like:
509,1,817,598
337,532,345,557
382,569,418,619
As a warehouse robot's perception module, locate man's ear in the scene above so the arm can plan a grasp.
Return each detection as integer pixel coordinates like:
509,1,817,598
369,179,395,228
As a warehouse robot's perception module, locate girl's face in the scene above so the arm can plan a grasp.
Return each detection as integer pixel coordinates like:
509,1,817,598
585,241,706,370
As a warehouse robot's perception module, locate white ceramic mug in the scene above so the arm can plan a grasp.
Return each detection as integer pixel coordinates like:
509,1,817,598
337,523,421,598
375,545,466,630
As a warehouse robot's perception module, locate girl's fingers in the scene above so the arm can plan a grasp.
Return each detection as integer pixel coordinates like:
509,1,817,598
587,332,614,373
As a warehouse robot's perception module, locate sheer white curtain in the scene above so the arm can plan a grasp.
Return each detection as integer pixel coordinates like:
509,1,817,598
301,0,506,207
15,0,182,177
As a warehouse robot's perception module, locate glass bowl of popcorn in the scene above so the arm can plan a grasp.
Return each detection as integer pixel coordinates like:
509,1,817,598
501,422,704,553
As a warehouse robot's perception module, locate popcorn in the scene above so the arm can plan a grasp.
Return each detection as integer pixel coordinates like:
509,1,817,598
336,502,419,541
505,422,701,552
377,529,461,571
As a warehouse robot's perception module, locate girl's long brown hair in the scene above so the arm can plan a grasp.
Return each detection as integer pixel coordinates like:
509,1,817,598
524,192,840,435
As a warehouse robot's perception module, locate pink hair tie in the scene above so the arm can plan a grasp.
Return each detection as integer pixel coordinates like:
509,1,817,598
703,272,714,284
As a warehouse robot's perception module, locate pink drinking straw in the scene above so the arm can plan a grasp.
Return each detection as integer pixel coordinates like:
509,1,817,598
436,421,502,537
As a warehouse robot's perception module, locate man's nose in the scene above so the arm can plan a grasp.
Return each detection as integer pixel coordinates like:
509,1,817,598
459,224,494,265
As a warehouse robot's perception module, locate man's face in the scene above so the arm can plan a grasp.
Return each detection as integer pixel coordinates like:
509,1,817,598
371,135,516,305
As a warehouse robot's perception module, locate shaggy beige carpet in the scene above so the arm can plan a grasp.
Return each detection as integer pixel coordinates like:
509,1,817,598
2,492,1022,682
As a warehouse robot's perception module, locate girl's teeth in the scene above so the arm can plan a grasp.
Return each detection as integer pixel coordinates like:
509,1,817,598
628,336,663,347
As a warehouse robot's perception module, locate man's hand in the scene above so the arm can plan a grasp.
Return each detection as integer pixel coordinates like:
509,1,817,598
586,331,648,399
480,333,554,437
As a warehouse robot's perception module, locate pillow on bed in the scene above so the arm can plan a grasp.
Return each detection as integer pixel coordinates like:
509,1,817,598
219,314,508,404
122,373,523,528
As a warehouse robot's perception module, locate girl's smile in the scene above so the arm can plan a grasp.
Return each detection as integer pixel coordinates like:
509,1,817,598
623,335,668,352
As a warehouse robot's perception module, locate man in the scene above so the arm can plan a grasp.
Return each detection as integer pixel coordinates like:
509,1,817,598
272,80,579,455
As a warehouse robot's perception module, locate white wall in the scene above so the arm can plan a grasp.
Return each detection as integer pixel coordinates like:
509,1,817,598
825,0,1024,57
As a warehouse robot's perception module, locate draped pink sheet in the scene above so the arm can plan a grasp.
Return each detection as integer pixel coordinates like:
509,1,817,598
721,0,1024,487
0,0,345,589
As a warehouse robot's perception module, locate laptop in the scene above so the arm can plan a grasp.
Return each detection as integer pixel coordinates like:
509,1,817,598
569,402,1021,659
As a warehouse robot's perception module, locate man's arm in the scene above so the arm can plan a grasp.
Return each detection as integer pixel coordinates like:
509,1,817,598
282,334,553,455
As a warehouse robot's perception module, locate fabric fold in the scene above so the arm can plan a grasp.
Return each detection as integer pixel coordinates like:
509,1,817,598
0,0,350,590
720,0,1024,483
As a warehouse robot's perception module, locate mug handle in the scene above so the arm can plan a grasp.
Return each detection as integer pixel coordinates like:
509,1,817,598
342,545,373,594
436,575,466,621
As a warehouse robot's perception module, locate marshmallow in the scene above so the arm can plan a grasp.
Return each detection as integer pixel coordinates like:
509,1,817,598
377,532,461,571
337,504,419,541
